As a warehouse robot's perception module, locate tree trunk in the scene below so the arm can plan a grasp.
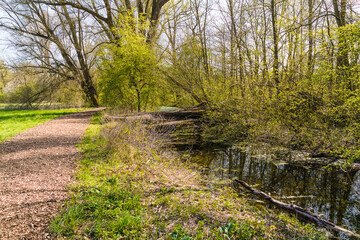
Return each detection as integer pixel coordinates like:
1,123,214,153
307,0,314,77
147,0,170,44
81,78,98,106
270,0,280,89
332,0,349,69
61,6,99,106
136,88,141,112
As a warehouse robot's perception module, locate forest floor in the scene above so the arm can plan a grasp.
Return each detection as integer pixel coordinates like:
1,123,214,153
0,108,103,239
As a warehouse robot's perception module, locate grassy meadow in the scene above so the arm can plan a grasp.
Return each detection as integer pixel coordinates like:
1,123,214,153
0,109,84,142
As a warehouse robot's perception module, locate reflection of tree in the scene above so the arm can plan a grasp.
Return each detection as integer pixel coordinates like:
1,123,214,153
267,161,279,193
236,149,246,179
191,146,360,233
228,148,233,179
217,152,225,178
329,169,337,223
332,170,353,227
192,151,213,176
315,170,329,215
346,171,360,231
297,167,309,207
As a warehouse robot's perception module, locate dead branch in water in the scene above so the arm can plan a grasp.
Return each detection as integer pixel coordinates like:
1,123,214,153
235,179,360,239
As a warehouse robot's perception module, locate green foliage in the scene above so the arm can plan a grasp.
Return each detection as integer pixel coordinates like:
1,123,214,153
6,81,39,107
164,36,215,106
99,13,159,111
53,81,85,107
0,64,86,107
51,123,143,239
201,22,360,164
51,185,143,239
0,62,11,103
0,109,84,142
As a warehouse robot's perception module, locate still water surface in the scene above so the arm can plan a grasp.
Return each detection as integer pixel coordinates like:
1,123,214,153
189,144,360,234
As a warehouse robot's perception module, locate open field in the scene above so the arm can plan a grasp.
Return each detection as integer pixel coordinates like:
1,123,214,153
0,109,84,142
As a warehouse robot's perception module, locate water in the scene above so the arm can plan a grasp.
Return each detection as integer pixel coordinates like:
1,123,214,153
189,144,360,235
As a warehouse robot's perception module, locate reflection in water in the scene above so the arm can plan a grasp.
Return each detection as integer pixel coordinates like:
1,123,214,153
190,146,360,233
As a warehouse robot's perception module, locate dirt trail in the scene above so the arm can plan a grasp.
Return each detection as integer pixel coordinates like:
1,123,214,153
0,109,103,239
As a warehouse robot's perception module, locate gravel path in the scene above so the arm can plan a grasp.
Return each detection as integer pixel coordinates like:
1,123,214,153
0,109,103,239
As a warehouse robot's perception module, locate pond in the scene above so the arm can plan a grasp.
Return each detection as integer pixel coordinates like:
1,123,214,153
188,144,360,237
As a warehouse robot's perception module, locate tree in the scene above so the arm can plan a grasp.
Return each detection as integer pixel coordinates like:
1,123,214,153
33,0,170,44
2,65,56,107
270,0,280,89
99,14,158,111
0,0,99,106
331,0,349,69
0,61,10,102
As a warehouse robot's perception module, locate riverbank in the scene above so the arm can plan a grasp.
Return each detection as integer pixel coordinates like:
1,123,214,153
50,115,329,239
192,104,359,171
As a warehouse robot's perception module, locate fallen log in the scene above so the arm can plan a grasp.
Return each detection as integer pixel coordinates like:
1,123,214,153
235,179,360,239
106,105,206,123
154,109,204,120
152,119,198,128
106,114,155,122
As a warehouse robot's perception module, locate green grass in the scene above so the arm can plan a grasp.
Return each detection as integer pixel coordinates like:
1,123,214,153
50,117,329,239
0,109,84,142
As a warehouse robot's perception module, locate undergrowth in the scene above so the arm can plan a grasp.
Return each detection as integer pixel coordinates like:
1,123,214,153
50,115,329,239
203,88,360,165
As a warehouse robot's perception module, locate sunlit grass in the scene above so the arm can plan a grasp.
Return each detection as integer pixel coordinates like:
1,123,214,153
0,109,84,142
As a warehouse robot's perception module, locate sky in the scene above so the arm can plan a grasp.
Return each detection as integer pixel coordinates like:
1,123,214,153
0,9,17,63
0,31,16,62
